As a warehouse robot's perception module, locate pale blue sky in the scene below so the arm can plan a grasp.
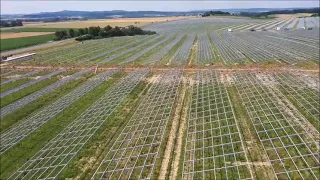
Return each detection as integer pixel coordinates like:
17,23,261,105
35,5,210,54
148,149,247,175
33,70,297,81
1,1,319,15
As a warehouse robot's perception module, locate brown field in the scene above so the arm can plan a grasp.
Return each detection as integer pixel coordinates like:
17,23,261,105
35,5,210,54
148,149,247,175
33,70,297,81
275,13,313,19
23,16,194,28
0,32,54,39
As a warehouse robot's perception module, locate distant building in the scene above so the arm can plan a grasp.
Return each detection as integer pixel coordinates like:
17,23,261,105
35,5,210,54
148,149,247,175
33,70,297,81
228,28,233,32
276,27,281,31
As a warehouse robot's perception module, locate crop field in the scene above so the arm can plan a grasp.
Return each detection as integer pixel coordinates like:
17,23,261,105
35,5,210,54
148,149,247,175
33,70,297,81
0,33,55,51
0,16,319,180
0,32,54,39
19,16,192,29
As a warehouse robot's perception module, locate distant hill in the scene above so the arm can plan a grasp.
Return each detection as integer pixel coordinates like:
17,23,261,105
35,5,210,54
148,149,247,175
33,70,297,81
1,7,317,19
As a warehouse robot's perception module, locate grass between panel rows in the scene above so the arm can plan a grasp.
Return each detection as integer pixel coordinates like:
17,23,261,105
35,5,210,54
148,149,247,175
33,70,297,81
0,72,123,179
59,74,151,179
0,76,59,108
278,86,320,132
0,78,31,93
104,36,165,66
131,35,177,66
227,85,276,179
0,72,94,132
159,35,186,65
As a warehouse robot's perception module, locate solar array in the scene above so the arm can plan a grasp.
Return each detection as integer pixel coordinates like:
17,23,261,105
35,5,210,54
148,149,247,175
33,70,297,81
144,34,185,64
183,70,252,180
274,73,319,130
120,34,173,65
8,69,149,179
98,35,161,64
170,34,195,65
0,69,91,118
0,70,41,86
1,16,319,180
0,69,65,98
197,34,215,65
234,72,319,179
0,69,117,154
93,69,182,179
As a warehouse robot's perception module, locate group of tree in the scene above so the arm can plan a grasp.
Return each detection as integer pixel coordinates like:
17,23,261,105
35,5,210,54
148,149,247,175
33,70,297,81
0,20,23,27
311,13,319,17
54,25,156,41
202,11,230,17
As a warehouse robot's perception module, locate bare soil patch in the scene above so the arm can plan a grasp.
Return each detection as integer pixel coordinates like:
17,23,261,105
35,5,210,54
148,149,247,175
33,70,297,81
169,77,191,180
158,76,187,180
0,32,54,39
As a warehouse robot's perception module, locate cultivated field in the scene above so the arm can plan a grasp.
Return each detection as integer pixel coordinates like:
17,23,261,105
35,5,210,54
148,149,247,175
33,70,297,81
0,32,54,39
0,16,319,180
22,16,193,29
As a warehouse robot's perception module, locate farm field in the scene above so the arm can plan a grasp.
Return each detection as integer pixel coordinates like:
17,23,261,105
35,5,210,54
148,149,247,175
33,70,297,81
12,16,193,29
0,16,319,180
0,32,54,39
0,34,55,51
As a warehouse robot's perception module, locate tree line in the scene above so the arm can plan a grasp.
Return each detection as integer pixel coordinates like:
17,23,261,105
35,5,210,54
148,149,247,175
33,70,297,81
202,11,230,17
0,20,23,27
54,25,156,41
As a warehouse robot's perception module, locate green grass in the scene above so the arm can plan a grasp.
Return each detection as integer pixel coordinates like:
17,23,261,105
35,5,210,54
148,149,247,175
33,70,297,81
0,73,93,132
103,36,165,66
59,74,149,179
188,34,198,67
207,32,223,65
0,76,60,108
0,34,55,51
278,86,320,132
159,35,186,65
130,35,177,65
0,78,30,93
1,27,76,33
0,72,122,180
227,85,276,180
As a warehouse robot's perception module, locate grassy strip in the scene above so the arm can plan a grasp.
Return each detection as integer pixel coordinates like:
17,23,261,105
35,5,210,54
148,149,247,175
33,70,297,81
207,32,223,65
293,20,299,29
1,28,77,33
159,35,186,65
187,35,198,67
59,75,150,179
152,78,185,179
167,81,191,180
0,73,93,131
0,72,122,179
0,34,55,51
175,75,194,180
0,78,30,93
227,85,276,179
0,76,60,107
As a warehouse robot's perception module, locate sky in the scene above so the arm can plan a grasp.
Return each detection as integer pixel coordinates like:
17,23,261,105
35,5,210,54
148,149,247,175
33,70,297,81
1,1,319,15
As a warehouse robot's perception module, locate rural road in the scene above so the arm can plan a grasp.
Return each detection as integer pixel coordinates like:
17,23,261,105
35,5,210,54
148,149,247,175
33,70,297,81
1,38,75,56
